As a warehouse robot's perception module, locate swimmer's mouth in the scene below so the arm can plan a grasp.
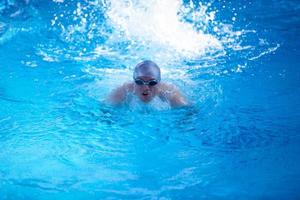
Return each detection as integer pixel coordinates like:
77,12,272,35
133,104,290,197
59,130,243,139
142,91,149,96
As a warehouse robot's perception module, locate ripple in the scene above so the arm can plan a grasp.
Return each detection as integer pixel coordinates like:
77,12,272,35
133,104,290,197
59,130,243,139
10,178,65,192
0,22,8,36
176,106,290,151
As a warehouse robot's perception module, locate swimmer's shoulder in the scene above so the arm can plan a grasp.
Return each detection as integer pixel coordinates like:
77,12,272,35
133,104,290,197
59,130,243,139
122,82,135,92
107,82,135,105
157,82,189,107
111,81,134,93
157,82,179,93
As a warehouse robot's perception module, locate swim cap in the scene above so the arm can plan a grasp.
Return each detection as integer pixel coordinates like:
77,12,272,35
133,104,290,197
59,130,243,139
133,60,161,81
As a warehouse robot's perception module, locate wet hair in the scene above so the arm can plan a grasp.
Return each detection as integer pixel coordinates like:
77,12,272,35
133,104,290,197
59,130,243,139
133,60,161,81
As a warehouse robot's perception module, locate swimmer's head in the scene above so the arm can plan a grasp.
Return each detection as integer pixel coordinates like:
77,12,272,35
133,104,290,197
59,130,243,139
133,60,161,103
133,60,161,82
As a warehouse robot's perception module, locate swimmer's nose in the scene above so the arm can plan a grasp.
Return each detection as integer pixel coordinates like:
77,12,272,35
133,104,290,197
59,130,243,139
141,85,150,90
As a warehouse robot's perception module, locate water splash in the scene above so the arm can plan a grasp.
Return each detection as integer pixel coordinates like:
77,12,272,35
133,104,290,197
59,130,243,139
104,0,223,63
43,0,250,103
47,0,246,67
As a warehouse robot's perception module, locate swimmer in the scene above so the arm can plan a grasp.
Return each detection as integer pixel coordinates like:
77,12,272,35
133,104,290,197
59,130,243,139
107,60,188,107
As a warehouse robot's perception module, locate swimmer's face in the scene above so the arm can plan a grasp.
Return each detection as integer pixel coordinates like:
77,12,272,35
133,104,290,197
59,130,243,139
134,76,159,103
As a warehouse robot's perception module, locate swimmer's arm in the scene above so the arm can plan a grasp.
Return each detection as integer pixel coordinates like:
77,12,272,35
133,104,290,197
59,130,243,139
107,83,133,105
159,83,189,107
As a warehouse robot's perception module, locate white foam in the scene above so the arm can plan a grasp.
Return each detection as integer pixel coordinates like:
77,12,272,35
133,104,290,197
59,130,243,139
104,0,223,62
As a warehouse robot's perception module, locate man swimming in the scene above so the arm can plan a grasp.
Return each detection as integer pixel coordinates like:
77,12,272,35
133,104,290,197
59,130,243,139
108,60,188,107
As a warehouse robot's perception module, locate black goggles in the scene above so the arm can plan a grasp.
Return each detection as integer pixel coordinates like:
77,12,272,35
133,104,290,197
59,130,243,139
134,78,159,86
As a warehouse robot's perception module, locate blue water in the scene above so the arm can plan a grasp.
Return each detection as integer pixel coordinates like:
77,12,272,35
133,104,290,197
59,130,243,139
0,0,300,199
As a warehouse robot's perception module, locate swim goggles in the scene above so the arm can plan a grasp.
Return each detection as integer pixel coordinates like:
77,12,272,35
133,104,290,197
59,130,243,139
134,78,159,86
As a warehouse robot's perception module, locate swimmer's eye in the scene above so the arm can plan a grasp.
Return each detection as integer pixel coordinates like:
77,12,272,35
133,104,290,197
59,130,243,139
134,79,158,86
134,79,144,85
148,80,158,86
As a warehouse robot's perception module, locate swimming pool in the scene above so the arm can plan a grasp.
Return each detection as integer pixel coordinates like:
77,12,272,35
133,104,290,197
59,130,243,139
0,0,299,199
